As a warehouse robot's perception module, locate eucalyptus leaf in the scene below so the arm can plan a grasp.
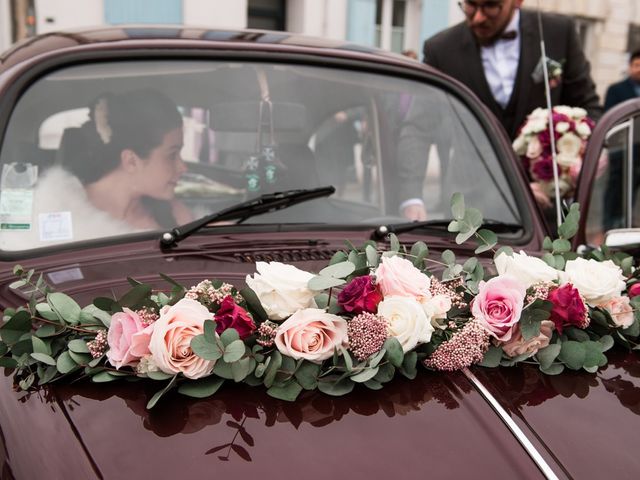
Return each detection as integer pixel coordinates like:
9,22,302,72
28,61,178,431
383,338,404,368
267,380,303,401
535,344,561,370
373,362,395,383
308,275,345,291
191,334,223,361
389,233,400,252
68,339,90,354
451,192,465,220
219,327,239,346
1,310,32,344
264,350,282,388
177,377,225,398
147,371,175,381
558,341,586,370
539,363,564,375
441,250,456,266
399,351,418,379
294,361,321,390
231,357,253,382
56,351,77,374
239,287,267,323
47,292,81,324
118,284,152,309
31,336,51,355
223,340,246,363
146,375,178,409
365,245,379,268
91,371,120,383
35,304,60,322
350,366,379,383
317,377,354,396
212,361,234,380
30,352,56,366
475,229,498,253
479,345,503,368
598,335,614,352
319,261,356,279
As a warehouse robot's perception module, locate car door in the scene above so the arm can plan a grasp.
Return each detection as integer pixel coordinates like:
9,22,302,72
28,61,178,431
574,97,640,251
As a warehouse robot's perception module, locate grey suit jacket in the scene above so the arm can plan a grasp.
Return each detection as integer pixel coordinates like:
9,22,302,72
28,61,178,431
422,9,602,140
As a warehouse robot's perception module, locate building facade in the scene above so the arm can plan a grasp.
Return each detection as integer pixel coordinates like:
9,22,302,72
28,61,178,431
1,0,639,99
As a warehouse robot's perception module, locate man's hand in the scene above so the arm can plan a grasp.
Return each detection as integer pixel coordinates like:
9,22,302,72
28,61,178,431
401,203,428,221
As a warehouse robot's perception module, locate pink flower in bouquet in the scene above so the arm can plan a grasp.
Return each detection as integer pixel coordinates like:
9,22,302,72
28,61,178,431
531,156,554,181
628,283,640,298
148,298,216,379
547,284,588,333
502,320,554,358
338,275,383,314
472,275,527,341
525,136,543,159
274,308,348,362
107,308,153,369
214,296,256,339
601,296,634,328
375,255,431,299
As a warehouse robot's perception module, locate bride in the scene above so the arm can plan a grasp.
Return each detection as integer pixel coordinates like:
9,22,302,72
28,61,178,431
1,89,192,250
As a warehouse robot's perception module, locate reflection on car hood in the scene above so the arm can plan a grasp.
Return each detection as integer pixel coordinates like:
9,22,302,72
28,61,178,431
0,351,639,478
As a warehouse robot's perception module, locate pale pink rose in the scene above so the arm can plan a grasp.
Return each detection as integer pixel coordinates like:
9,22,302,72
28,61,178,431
107,308,148,369
601,296,635,328
148,298,216,379
274,308,348,362
525,136,543,159
502,320,554,358
472,275,527,342
375,255,431,299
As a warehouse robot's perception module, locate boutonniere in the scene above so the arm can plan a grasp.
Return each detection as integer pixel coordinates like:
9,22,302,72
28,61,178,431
531,57,564,88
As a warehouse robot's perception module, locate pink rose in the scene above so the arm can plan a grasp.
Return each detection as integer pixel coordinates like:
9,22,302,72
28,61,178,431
601,296,635,328
107,308,151,369
274,308,348,362
472,275,527,341
628,283,640,298
337,275,383,314
148,298,216,379
375,255,431,299
214,296,256,339
502,320,554,358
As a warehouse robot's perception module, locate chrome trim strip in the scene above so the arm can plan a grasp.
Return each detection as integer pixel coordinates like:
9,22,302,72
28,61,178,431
462,368,560,480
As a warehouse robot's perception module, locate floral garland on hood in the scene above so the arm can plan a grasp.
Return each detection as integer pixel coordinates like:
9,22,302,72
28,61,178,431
1,195,639,407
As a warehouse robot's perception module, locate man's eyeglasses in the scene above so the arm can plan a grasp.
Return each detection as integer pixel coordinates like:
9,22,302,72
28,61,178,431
458,1,504,19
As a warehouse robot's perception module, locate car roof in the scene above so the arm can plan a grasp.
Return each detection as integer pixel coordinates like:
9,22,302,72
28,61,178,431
0,25,422,72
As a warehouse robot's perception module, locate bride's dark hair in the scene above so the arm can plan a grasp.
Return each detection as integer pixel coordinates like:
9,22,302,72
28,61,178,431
73,89,182,184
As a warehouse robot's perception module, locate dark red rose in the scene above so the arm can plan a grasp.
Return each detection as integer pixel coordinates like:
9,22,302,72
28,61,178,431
214,296,256,339
628,283,640,299
531,156,554,181
547,284,587,333
338,275,383,314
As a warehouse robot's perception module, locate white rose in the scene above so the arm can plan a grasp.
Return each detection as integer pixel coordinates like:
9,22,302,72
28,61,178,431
570,107,587,119
529,108,548,121
246,262,317,320
421,294,452,320
562,258,626,306
494,251,558,288
555,121,570,133
554,106,573,117
556,132,582,157
523,118,547,135
378,296,434,352
557,152,580,168
575,121,591,139
512,135,528,156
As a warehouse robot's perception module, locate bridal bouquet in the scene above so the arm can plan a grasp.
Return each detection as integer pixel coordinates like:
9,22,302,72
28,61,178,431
512,106,595,199
2,195,639,408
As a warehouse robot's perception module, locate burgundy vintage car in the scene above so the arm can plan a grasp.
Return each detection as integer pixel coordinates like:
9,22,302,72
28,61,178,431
0,26,638,479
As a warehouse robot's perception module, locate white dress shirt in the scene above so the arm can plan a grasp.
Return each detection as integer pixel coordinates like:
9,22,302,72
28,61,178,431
480,9,521,109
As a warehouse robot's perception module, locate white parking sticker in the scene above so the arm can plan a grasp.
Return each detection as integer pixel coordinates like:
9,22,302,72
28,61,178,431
39,212,73,241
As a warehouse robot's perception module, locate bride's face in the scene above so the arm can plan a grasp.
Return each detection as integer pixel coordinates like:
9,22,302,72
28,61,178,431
133,127,186,200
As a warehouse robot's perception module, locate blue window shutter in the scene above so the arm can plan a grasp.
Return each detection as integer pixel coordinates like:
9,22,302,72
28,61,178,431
105,0,183,25
346,0,376,47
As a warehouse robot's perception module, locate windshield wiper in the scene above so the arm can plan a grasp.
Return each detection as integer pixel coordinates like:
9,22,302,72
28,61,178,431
160,186,335,249
371,219,522,240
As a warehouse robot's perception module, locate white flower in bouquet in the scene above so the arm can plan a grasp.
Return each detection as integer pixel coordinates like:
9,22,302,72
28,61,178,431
512,134,528,155
555,121,570,133
246,262,317,320
528,107,548,121
494,251,558,288
377,296,434,352
570,107,587,119
553,105,573,117
562,258,626,306
522,118,547,135
556,132,582,157
575,121,591,139
557,152,580,168
525,136,543,159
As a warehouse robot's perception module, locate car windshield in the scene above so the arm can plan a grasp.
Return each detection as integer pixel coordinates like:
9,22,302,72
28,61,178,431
0,60,521,251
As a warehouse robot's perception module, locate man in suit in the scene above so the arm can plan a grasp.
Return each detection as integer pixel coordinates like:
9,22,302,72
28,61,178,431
604,50,640,111
423,0,601,141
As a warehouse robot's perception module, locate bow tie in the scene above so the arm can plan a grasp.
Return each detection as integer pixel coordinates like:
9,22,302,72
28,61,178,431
501,30,517,40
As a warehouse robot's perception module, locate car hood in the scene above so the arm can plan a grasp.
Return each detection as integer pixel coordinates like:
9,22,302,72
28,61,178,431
0,350,638,479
